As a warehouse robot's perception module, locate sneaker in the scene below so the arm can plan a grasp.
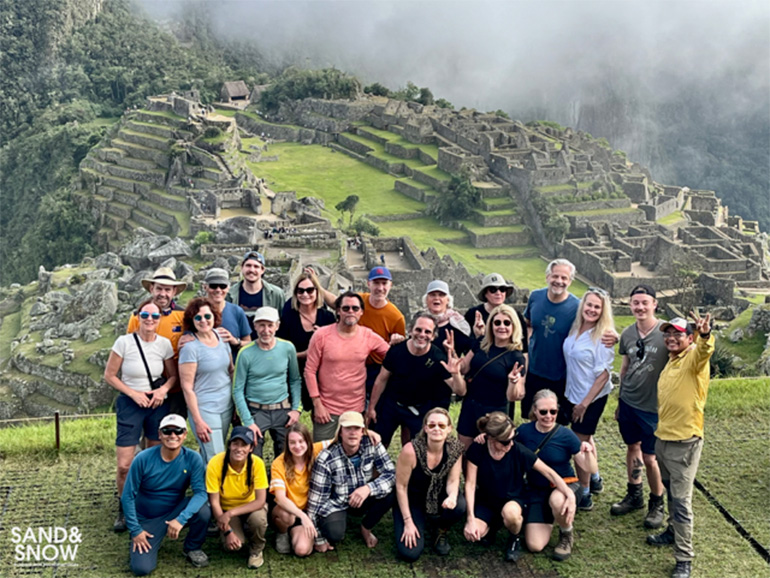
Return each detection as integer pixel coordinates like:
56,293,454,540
433,529,451,556
113,508,127,533
647,526,675,546
276,532,291,555
577,492,594,512
610,483,644,516
504,533,523,563
248,552,264,569
552,528,574,562
671,560,692,578
644,493,665,529
590,475,604,494
185,549,209,568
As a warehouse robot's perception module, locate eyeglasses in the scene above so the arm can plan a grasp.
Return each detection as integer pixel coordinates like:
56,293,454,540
426,422,448,430
340,305,361,312
160,427,185,436
487,286,506,294
296,286,316,295
538,409,558,416
194,313,213,321
636,339,645,360
207,283,228,290
413,327,433,335
493,319,512,327
139,312,161,320
495,436,515,446
588,286,608,296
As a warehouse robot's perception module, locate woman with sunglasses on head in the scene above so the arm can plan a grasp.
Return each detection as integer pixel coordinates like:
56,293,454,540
454,304,526,449
179,297,234,464
561,287,615,510
464,411,576,563
393,408,465,561
464,273,528,351
516,390,598,561
276,272,335,411
105,299,178,532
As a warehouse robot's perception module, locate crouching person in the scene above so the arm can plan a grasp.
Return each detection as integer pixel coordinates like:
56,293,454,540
121,414,211,575
307,411,395,551
206,426,268,569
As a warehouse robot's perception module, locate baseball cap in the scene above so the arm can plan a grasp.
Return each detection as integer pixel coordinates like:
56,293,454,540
253,306,279,323
368,267,392,281
630,284,656,299
159,414,187,430
660,318,693,334
229,426,255,445
426,280,450,295
242,250,265,266
338,411,366,428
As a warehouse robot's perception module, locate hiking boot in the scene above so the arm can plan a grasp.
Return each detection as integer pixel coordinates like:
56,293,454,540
276,532,291,554
113,503,127,533
644,493,666,529
671,560,692,578
577,491,594,512
590,475,604,494
185,549,209,568
610,482,644,516
248,551,264,569
552,528,574,562
504,533,523,562
647,526,675,546
433,528,451,556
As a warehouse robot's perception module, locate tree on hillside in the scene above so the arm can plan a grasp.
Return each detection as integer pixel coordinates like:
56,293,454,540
364,82,390,97
260,68,359,111
335,194,360,227
429,169,479,222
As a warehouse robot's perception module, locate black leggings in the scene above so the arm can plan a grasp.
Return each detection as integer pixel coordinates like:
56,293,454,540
318,492,395,545
392,494,467,562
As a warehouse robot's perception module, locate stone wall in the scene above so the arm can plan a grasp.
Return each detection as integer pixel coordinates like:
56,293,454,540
394,179,428,202
638,195,680,221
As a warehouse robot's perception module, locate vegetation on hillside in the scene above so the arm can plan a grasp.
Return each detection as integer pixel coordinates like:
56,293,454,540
428,169,479,222
260,67,359,111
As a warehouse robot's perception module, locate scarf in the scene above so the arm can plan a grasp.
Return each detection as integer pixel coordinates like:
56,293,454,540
411,431,464,514
435,309,471,337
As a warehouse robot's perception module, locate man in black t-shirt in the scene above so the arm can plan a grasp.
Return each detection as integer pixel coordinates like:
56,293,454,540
366,312,466,447
227,250,285,340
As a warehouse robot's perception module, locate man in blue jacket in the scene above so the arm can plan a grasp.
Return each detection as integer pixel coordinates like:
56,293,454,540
121,414,211,575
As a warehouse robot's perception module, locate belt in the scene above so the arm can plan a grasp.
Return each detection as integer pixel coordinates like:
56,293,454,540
248,399,291,411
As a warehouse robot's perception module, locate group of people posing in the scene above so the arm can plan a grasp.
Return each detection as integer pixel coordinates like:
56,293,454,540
105,251,714,578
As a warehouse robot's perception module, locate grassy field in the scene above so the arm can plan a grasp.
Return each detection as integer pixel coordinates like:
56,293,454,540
0,378,767,578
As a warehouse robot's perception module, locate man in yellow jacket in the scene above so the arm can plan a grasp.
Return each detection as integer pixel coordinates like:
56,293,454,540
646,312,714,578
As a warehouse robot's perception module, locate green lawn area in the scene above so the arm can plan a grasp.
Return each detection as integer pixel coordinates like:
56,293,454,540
342,133,428,168
459,221,525,234
414,165,452,181
658,210,686,226
562,207,640,216
244,142,425,217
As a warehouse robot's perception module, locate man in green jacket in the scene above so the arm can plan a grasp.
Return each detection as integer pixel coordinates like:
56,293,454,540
227,250,285,339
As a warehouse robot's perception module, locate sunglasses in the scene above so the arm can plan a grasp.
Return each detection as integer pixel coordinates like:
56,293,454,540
588,286,608,297
340,305,361,312
493,319,512,327
426,422,448,430
194,313,213,321
413,327,433,335
207,283,228,290
495,436,515,446
139,312,161,320
487,286,506,294
636,339,645,360
160,427,185,436
538,409,558,416
296,286,316,295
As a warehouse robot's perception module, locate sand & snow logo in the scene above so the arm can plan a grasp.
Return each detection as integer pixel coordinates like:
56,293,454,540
10,526,81,567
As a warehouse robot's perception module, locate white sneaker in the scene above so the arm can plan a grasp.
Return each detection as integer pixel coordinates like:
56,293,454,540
276,532,291,554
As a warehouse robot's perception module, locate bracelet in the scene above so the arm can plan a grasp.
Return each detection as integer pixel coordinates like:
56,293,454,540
224,528,233,536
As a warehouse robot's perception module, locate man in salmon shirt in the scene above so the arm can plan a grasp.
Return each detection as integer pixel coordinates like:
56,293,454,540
304,292,390,442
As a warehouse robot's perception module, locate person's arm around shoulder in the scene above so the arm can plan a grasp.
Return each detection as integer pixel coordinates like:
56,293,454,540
395,443,419,549
366,436,396,496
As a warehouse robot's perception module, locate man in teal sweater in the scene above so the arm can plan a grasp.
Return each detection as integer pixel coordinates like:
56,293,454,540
232,307,301,457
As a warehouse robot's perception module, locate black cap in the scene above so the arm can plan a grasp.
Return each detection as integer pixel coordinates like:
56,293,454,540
229,426,255,445
630,284,656,299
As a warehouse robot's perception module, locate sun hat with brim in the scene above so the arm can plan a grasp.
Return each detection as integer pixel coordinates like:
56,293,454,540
253,306,279,323
204,268,230,285
478,273,513,302
159,414,187,430
141,267,187,293
660,318,693,335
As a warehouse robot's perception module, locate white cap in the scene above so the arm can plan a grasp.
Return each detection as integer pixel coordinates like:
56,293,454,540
159,414,187,430
253,306,280,323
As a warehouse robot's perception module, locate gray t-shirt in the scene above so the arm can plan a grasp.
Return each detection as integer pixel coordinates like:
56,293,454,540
179,336,233,414
618,320,668,413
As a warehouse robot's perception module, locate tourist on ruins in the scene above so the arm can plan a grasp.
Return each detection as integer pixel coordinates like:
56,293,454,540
205,426,269,570
367,312,466,447
455,304,526,448
561,287,615,510
232,306,301,458
515,390,598,561
127,267,187,415
178,297,234,464
227,250,285,340
612,285,668,527
121,414,211,574
646,313,714,578
423,280,474,356
304,291,390,441
307,411,395,551
106,299,177,533
200,268,252,355
464,272,528,352
393,408,466,561
276,272,335,411
464,412,576,563
522,259,617,421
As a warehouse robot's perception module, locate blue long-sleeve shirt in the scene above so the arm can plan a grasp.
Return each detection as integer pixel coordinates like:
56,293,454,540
121,446,207,537
232,339,301,426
